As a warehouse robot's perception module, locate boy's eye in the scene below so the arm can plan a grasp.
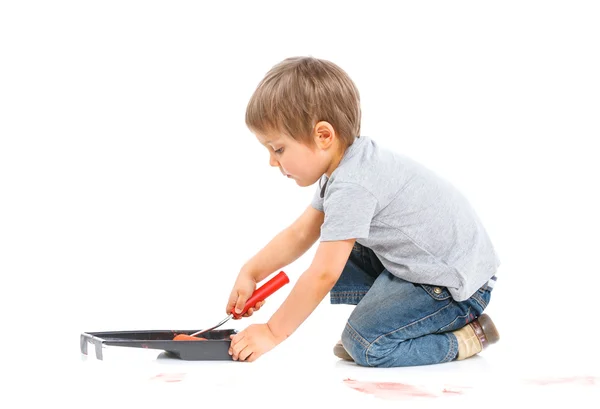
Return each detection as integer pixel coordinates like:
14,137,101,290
274,148,284,154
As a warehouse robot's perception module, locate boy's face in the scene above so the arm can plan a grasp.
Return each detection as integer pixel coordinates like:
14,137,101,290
255,124,339,187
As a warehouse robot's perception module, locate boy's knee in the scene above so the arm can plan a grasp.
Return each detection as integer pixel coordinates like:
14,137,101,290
341,321,394,367
341,320,405,368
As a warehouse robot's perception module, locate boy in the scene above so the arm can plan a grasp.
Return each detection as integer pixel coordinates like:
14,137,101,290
227,56,500,367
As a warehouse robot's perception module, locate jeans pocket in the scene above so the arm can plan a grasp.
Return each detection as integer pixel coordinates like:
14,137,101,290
420,284,452,301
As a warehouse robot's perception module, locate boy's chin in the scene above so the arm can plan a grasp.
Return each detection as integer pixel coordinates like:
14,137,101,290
293,178,310,187
294,178,319,188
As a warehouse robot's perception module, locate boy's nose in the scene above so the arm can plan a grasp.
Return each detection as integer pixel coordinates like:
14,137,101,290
269,154,279,167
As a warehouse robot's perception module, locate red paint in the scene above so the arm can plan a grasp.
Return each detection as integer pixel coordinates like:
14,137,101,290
173,334,208,341
343,379,469,400
150,373,186,383
442,388,463,394
528,376,598,386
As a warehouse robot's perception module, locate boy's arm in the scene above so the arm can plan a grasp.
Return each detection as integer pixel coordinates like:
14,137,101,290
267,238,355,340
242,205,324,282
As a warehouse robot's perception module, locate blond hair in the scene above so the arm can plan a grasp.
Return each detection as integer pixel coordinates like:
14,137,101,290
245,56,361,148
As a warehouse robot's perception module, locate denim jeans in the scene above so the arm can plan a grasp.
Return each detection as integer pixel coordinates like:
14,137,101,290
331,242,493,367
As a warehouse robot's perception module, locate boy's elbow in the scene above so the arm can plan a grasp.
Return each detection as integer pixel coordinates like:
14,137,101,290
313,269,341,287
289,225,318,248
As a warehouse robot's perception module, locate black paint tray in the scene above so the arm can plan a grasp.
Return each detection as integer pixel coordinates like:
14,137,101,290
80,329,237,361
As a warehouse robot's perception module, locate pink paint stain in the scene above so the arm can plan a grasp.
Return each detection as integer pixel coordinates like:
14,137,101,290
343,378,470,400
150,373,186,383
528,376,599,386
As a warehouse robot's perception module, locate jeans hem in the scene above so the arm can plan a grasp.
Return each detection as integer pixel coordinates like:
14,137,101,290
330,291,369,305
343,321,371,366
441,332,458,362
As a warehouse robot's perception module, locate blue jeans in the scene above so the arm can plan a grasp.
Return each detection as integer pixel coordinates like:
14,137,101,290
331,242,493,367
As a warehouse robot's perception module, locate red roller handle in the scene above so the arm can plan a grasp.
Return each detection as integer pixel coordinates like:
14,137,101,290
231,271,290,319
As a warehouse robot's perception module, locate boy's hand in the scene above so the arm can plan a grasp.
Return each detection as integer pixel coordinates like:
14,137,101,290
228,323,284,362
226,272,266,318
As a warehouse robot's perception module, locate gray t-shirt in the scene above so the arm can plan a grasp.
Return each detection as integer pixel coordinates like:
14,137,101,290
311,135,500,301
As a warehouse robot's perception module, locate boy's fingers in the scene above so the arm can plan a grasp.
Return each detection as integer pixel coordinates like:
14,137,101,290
229,336,248,360
226,293,237,314
229,332,244,349
234,344,251,361
244,302,264,316
239,346,253,361
235,294,248,315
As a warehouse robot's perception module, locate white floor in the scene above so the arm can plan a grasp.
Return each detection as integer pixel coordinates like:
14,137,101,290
8,302,599,409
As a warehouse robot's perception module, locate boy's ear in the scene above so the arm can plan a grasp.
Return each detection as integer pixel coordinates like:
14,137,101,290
313,121,336,150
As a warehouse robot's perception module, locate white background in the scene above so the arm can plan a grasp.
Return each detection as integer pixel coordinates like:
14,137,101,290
1,1,599,406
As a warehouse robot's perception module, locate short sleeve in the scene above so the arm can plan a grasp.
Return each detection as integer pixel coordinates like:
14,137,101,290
320,182,378,242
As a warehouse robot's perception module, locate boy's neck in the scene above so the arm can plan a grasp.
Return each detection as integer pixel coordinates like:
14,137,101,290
324,146,346,178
